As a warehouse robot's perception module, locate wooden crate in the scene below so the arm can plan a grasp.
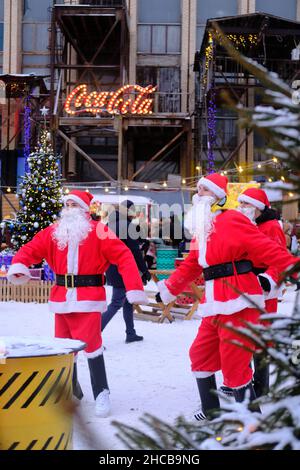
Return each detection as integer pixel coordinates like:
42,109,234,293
0,280,54,303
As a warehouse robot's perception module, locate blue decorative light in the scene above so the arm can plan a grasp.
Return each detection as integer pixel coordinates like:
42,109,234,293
24,96,31,172
207,88,217,174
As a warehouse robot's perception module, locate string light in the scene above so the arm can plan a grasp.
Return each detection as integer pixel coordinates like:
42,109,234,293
288,192,294,197
257,164,262,169
207,88,217,173
105,188,109,192
163,181,167,187
281,176,285,181
202,32,258,90
24,96,31,173
182,179,186,185
273,157,278,163
124,186,129,191
7,187,11,193
144,185,148,189
65,188,70,194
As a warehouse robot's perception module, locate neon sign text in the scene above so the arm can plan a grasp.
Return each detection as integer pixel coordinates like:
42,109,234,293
64,84,156,116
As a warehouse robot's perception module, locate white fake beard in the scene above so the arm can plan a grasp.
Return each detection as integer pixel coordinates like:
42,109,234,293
184,196,216,242
53,207,92,250
237,206,256,223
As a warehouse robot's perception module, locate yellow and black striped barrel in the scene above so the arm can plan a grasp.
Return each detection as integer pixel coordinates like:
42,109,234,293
0,337,85,451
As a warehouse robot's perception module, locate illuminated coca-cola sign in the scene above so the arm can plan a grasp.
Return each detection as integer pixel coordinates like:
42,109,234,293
64,84,156,116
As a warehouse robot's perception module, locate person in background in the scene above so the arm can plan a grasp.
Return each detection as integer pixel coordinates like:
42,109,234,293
283,221,293,251
7,190,148,418
157,173,299,421
101,199,152,343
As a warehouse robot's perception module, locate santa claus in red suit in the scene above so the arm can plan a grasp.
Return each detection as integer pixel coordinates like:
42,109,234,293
7,190,148,418
157,173,299,420
236,187,287,397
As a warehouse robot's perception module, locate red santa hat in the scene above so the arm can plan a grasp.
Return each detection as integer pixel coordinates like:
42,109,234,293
197,173,228,199
63,190,93,212
238,188,270,211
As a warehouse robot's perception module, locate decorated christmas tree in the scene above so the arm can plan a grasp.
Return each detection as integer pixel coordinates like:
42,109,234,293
11,129,63,249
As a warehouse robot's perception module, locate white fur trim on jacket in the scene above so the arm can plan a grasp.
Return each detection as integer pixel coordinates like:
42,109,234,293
198,177,226,199
193,371,216,378
157,280,177,304
84,346,104,358
258,273,280,299
126,290,149,305
63,194,89,211
7,263,31,285
229,379,253,390
49,300,107,314
197,293,265,317
237,194,265,211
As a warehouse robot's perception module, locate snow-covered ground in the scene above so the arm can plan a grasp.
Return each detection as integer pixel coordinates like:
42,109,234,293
0,282,297,450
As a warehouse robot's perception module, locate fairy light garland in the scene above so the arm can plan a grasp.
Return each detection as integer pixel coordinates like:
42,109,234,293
202,32,259,90
23,97,31,173
207,88,217,173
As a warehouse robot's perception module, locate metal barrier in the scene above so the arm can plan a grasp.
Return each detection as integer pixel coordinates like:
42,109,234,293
0,336,85,450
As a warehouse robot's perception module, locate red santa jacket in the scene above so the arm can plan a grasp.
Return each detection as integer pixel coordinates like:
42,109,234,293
255,219,287,300
158,210,298,318
7,220,148,314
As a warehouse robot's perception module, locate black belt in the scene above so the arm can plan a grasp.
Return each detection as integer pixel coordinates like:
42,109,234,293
203,260,253,281
56,274,105,289
252,267,266,276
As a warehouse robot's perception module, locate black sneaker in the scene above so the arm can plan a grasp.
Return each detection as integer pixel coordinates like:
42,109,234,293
194,409,207,421
219,385,234,397
125,334,144,343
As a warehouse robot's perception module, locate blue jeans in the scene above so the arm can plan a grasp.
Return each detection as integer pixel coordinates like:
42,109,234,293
101,287,135,336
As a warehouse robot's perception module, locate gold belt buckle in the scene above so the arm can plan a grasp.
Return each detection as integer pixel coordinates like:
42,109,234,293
65,273,75,289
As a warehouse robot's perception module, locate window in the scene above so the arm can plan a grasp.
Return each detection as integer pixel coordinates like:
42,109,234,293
22,0,53,74
255,0,297,20
0,23,3,52
137,0,181,54
0,0,4,52
138,0,181,23
137,66,181,112
196,0,238,49
23,0,52,21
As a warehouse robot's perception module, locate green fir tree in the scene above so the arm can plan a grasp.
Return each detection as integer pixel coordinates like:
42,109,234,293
11,129,63,249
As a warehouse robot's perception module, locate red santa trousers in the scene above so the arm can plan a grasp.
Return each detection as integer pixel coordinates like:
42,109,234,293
189,308,260,389
55,312,102,354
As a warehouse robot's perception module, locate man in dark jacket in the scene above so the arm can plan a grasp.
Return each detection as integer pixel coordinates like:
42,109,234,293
101,200,151,343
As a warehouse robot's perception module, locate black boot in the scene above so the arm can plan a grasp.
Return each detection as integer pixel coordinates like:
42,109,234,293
233,383,261,413
88,354,110,417
195,375,221,420
72,362,84,400
87,354,109,399
126,334,144,343
253,355,269,398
